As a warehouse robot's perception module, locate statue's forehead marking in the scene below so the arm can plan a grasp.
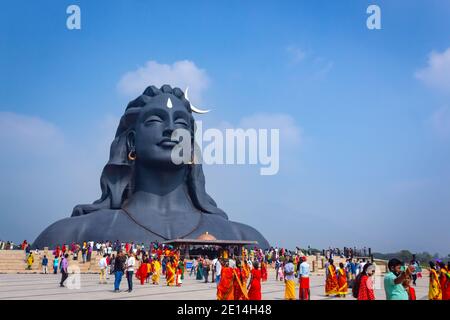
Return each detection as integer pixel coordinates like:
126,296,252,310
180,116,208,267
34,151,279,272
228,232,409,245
166,98,173,109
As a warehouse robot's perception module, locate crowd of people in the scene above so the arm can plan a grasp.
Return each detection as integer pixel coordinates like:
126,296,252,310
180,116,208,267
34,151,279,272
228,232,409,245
10,240,450,300
0,240,17,250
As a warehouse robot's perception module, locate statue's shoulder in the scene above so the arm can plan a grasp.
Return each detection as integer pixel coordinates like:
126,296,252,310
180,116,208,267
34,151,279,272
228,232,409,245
33,209,128,249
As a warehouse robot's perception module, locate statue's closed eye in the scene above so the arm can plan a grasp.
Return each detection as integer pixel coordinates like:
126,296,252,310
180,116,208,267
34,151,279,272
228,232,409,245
144,115,163,125
174,118,188,127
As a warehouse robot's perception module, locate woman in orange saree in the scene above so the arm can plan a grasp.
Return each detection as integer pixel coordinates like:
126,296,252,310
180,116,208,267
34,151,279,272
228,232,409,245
428,261,442,300
325,259,339,296
261,261,268,282
151,258,161,285
217,262,235,300
241,260,250,286
337,262,348,297
233,261,249,300
247,261,262,300
166,257,176,286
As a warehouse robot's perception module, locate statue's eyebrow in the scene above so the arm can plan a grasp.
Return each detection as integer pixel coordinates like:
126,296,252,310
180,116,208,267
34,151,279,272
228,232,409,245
173,110,189,121
141,107,168,121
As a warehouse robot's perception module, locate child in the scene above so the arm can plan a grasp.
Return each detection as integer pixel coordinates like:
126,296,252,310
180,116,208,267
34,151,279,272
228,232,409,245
403,275,416,300
278,263,284,281
53,257,59,274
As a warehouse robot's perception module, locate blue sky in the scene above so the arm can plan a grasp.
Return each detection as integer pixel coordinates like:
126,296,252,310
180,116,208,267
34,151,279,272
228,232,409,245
1,0,450,255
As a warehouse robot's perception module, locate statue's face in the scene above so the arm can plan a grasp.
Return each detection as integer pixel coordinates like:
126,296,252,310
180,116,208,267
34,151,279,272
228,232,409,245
133,94,192,168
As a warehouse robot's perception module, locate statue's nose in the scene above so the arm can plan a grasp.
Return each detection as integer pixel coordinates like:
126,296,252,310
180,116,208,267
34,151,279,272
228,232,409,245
162,121,175,137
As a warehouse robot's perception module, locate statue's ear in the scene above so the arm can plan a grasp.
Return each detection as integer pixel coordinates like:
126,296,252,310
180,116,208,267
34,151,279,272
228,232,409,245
126,130,136,151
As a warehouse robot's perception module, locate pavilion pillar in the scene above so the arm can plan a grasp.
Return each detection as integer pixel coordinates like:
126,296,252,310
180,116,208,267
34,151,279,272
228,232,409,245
184,244,190,259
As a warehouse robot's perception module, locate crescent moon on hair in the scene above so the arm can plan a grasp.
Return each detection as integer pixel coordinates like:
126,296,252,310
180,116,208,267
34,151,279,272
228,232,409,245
185,87,210,114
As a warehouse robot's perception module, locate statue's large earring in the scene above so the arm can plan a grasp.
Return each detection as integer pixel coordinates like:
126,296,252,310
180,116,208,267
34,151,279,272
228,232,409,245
128,149,136,161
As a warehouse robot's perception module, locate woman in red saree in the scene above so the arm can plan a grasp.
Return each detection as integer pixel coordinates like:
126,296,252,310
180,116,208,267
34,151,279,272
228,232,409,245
247,261,262,300
357,263,375,300
325,259,339,296
438,262,450,300
55,245,61,258
217,261,235,300
233,261,248,300
261,261,268,282
136,257,149,285
337,262,348,297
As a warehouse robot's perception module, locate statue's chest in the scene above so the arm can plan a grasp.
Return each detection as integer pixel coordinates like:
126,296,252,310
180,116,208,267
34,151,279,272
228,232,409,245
120,208,203,240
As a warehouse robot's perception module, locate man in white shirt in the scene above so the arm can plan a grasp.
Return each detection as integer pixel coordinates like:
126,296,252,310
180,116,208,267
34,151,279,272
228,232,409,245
98,254,108,284
228,257,236,268
215,259,222,284
126,254,136,293
211,257,218,283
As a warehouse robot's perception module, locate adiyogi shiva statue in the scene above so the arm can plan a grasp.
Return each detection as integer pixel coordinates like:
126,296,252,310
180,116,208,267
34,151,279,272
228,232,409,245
33,85,270,249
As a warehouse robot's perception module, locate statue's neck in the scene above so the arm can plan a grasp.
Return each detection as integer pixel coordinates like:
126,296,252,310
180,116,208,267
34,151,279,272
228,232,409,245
126,164,196,214
122,164,202,240
134,164,188,195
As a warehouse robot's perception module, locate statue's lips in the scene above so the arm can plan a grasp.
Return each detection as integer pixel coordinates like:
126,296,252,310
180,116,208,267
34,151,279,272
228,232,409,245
158,138,179,148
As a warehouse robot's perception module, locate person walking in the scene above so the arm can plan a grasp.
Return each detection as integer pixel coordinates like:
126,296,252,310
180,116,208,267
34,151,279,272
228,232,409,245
98,254,108,284
59,254,69,287
384,259,413,300
355,263,376,300
53,256,59,274
126,252,136,293
42,255,48,274
284,256,296,300
337,262,348,298
113,251,126,292
298,256,310,300
275,258,280,281
325,259,339,296
247,261,262,300
410,255,420,286
214,258,222,285
203,256,211,283
26,252,34,270
428,261,442,300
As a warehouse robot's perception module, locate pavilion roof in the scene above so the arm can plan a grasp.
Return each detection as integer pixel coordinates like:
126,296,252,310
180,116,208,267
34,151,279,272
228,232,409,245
161,239,258,246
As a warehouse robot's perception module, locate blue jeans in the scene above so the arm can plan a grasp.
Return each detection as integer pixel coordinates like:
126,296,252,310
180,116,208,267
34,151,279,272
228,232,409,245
114,271,123,290
127,271,133,291
216,275,221,283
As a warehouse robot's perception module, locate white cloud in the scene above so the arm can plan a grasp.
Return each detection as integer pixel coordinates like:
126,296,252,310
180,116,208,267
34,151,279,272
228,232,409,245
238,113,302,147
415,48,450,93
429,106,450,139
117,60,210,104
286,45,307,64
286,45,333,78
0,112,64,153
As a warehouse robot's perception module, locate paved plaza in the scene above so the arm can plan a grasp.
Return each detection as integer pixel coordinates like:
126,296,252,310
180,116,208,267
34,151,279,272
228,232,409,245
0,270,430,300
